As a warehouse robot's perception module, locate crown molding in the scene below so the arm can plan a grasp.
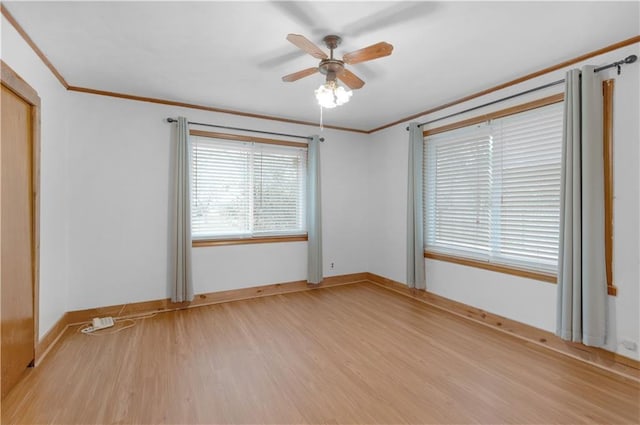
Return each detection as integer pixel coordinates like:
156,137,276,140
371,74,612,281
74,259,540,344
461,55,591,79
3,5,638,135
368,35,640,133
1,4,69,89
1,4,368,134
66,86,369,134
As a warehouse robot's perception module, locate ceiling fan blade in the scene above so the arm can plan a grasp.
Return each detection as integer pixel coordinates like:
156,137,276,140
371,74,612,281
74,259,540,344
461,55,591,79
338,69,365,90
271,2,317,28
282,67,319,82
286,34,328,60
343,42,393,65
258,49,306,69
345,3,438,37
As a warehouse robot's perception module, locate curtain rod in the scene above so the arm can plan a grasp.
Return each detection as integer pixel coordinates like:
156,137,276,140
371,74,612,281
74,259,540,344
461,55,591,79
166,118,325,142
407,54,637,131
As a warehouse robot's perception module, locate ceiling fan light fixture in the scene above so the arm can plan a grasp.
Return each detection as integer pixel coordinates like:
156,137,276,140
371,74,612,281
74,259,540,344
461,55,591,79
315,80,352,109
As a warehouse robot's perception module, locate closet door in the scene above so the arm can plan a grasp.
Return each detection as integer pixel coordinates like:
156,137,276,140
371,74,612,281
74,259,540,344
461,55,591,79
1,82,35,399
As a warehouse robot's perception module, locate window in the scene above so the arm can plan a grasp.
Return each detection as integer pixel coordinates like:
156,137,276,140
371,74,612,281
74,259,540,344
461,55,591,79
191,132,307,243
423,100,563,276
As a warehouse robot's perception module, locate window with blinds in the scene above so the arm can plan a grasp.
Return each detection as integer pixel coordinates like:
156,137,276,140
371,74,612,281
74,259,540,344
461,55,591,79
191,136,307,240
423,102,563,274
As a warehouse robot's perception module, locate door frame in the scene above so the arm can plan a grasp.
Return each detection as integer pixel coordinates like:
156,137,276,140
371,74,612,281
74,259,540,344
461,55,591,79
1,60,41,365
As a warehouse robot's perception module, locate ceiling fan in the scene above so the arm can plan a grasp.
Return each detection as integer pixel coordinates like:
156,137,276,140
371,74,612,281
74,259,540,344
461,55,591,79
282,34,393,105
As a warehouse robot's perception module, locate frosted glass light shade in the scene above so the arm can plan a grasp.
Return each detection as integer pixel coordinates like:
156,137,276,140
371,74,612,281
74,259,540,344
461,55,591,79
314,80,352,108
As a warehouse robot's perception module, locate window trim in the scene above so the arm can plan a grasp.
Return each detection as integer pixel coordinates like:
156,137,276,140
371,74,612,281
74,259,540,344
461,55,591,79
602,79,616,296
189,129,308,148
424,251,556,283
422,93,564,138
423,93,564,282
193,234,308,248
189,129,308,247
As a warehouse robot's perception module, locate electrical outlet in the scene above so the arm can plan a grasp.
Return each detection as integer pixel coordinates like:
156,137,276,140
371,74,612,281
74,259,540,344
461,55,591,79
330,262,335,269
620,339,638,352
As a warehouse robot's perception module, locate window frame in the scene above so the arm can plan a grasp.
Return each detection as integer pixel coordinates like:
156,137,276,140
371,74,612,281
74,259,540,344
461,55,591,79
189,129,308,247
422,87,616,295
423,94,563,283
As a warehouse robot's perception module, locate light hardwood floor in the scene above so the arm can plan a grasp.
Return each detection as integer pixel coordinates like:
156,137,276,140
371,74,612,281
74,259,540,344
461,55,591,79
2,282,639,424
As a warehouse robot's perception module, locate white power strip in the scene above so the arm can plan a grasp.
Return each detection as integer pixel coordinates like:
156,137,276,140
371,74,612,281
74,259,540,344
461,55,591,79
81,317,115,334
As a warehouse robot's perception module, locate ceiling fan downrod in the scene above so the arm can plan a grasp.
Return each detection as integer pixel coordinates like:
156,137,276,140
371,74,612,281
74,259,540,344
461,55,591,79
319,35,344,82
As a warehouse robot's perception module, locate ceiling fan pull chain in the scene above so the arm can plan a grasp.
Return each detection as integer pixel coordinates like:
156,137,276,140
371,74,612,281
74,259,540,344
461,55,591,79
319,105,324,131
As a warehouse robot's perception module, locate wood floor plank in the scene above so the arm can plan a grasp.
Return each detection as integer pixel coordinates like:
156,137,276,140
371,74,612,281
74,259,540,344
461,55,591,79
2,282,639,424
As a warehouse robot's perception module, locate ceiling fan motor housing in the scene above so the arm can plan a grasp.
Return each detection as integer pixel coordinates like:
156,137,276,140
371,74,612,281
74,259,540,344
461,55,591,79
319,59,345,81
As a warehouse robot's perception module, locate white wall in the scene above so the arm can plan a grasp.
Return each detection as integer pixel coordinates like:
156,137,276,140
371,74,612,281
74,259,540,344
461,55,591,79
3,10,637,361
367,43,640,360
608,44,640,360
367,125,408,284
1,16,70,338
65,92,370,310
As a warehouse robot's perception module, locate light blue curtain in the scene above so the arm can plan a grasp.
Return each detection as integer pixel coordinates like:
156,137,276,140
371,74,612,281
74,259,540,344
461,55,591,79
307,135,323,284
407,122,426,289
556,66,606,346
172,116,194,302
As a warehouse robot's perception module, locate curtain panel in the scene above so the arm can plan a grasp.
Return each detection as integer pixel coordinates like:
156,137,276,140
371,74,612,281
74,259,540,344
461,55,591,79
307,135,323,284
407,122,426,289
172,116,194,302
556,66,607,346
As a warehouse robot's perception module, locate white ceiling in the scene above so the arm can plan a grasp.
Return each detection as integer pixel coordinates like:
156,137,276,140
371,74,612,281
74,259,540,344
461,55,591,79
4,1,639,131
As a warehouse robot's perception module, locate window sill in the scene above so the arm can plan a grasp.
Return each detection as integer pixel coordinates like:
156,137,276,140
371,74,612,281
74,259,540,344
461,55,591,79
424,251,617,295
424,251,557,283
193,235,308,247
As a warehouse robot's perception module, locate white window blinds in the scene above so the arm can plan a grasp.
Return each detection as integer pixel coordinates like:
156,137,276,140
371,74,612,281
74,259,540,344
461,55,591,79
191,136,307,239
424,102,563,273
